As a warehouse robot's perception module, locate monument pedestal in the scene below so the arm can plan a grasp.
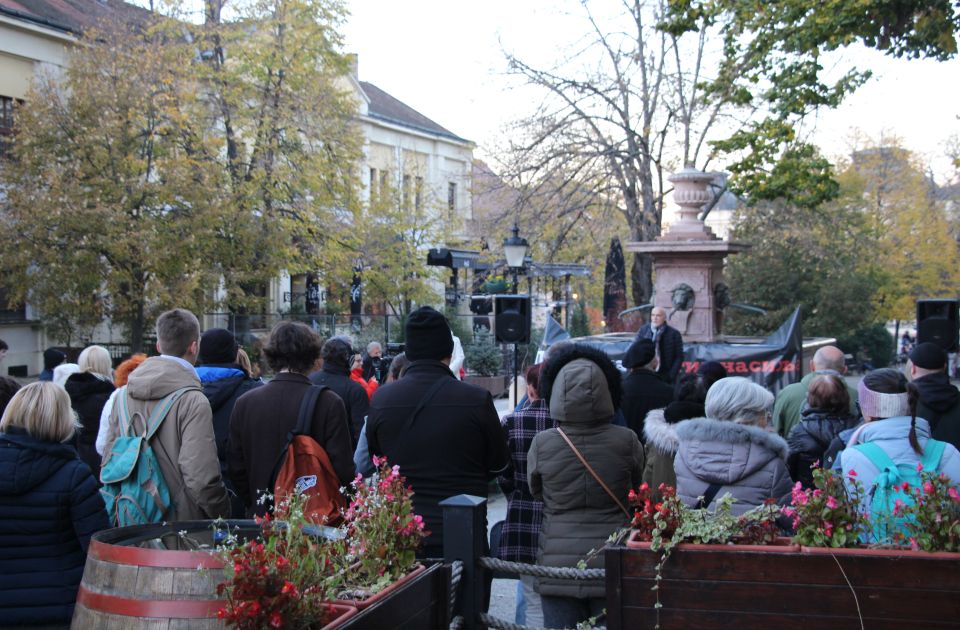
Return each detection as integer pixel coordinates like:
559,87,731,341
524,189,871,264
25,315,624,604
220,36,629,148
624,167,750,343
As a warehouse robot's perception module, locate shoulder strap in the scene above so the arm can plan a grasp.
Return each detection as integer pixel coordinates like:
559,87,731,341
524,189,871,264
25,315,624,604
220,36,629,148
118,385,133,437
145,386,195,441
293,385,326,437
695,483,724,510
402,377,449,433
852,442,897,474
556,427,631,518
921,439,947,471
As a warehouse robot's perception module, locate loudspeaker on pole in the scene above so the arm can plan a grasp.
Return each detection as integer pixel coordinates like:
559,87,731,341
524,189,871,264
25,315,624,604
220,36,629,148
494,294,531,344
917,299,959,352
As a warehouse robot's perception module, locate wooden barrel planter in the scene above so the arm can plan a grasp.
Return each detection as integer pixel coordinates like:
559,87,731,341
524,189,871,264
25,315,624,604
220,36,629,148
606,538,960,629
71,520,259,629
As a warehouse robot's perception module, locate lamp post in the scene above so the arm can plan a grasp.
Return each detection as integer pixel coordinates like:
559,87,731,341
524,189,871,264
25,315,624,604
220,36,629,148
503,222,529,406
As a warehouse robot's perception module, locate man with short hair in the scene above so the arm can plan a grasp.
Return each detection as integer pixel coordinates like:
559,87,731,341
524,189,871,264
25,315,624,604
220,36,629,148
104,308,230,521
310,336,369,447
366,306,509,559
908,342,960,450
621,339,674,441
772,345,859,438
634,307,684,384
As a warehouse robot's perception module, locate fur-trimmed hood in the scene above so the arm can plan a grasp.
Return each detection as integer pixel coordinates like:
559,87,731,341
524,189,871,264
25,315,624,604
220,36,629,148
539,343,622,427
675,417,788,485
643,408,688,454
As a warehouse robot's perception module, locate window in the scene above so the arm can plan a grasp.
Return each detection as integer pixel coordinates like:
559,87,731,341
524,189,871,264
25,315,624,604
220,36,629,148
415,176,423,212
448,182,457,214
379,170,390,195
369,167,377,201
0,96,18,158
402,174,411,209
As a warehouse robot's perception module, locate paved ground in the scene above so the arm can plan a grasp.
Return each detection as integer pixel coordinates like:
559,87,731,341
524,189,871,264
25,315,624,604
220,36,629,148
487,398,518,625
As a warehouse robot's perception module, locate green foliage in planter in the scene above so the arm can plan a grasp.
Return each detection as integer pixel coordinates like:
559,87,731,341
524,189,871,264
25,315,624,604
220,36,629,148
465,328,503,376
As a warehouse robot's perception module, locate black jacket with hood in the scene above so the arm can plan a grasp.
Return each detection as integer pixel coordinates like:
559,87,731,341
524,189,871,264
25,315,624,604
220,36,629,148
786,407,858,488
529,344,644,599
914,372,960,451
0,427,109,625
64,371,115,476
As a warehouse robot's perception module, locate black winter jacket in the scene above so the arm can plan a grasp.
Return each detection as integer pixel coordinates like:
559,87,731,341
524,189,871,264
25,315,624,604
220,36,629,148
0,428,109,626
198,365,263,517
914,372,960,451
310,364,369,446
64,372,114,477
635,322,685,383
621,369,674,441
367,360,509,558
787,408,858,488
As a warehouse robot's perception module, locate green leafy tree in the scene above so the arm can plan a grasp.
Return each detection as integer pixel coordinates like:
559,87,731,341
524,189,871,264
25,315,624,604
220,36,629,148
661,0,959,203
197,0,363,315
1,13,220,350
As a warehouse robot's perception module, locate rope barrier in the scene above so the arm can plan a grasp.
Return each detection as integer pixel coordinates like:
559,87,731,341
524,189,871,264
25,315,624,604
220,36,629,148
478,556,605,580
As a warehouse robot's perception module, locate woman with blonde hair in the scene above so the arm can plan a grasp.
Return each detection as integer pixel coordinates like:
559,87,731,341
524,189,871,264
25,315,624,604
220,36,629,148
64,345,115,476
0,382,109,627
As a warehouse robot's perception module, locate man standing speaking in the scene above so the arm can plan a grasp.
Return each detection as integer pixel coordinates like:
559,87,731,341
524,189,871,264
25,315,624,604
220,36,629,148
634,307,684,384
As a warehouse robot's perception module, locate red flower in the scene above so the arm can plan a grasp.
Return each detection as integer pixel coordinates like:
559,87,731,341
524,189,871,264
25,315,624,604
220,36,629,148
269,611,283,628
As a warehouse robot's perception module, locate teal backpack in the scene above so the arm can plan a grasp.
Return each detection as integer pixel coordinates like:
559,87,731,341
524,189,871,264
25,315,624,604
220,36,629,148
100,386,193,527
852,438,947,543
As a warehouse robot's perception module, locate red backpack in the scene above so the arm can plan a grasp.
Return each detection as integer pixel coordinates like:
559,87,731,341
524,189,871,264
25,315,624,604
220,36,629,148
270,385,346,525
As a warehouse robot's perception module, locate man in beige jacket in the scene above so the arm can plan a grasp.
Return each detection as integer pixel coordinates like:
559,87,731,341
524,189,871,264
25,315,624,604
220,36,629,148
104,308,230,521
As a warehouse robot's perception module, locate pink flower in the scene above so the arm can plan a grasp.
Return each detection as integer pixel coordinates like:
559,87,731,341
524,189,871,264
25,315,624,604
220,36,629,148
826,496,839,509
916,462,924,472
893,499,905,516
847,469,858,477
824,522,834,537
900,482,911,492
909,537,920,551
923,481,935,495
948,487,960,502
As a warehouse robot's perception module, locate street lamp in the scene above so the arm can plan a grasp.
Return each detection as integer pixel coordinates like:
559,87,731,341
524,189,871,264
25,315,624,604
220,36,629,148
503,222,529,294
503,222,529,406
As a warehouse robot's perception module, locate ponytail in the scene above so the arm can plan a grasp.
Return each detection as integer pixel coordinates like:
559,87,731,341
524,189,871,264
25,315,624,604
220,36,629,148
906,382,923,455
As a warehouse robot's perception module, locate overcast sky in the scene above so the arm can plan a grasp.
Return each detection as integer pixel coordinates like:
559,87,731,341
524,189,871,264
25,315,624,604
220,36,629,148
342,0,960,181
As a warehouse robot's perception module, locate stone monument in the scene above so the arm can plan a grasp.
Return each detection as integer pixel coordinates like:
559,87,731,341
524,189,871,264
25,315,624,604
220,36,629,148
624,166,750,343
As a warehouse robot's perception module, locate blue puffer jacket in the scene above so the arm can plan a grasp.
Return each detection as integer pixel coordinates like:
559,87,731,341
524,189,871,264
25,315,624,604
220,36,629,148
0,427,109,626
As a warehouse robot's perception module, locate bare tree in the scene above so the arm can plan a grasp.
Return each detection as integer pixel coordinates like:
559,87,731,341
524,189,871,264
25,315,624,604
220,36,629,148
495,0,735,305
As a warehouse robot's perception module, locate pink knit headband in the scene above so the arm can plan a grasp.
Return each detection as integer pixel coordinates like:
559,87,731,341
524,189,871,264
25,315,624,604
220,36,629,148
857,378,910,419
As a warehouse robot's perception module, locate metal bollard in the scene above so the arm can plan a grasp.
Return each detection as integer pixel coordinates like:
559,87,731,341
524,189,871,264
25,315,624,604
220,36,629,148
441,494,487,630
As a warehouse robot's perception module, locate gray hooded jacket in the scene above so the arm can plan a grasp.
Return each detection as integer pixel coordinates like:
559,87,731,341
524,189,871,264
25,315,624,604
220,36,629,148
529,356,644,598
673,418,792,515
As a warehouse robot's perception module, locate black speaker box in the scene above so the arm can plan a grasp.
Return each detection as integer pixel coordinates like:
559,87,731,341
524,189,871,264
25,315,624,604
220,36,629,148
494,295,531,344
917,299,959,352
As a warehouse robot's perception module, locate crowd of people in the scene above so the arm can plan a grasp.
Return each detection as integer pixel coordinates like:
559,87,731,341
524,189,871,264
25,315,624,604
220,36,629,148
1,308,960,628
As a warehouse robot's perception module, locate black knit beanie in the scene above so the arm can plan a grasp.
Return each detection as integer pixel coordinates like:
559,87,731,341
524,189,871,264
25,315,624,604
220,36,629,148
910,342,947,370
405,307,454,361
199,328,239,365
43,348,66,371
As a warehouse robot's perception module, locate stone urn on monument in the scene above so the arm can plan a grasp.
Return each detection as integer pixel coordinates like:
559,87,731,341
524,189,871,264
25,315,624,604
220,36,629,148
624,166,750,343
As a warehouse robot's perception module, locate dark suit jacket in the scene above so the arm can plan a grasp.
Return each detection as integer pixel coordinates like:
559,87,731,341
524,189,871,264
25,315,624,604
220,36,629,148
635,323,684,384
227,372,355,515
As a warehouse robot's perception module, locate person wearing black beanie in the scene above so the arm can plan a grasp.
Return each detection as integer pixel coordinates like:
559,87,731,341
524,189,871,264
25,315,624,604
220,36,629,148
404,306,455,361
909,341,960,450
366,305,509,564
196,327,262,517
40,348,66,382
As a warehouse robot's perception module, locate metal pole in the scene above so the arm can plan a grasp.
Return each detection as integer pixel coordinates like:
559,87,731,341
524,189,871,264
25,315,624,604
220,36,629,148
441,494,488,630
513,342,519,408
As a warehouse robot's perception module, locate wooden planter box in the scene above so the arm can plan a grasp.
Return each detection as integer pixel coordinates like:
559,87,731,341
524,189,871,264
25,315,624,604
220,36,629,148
340,563,450,629
606,538,960,629
463,374,508,398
